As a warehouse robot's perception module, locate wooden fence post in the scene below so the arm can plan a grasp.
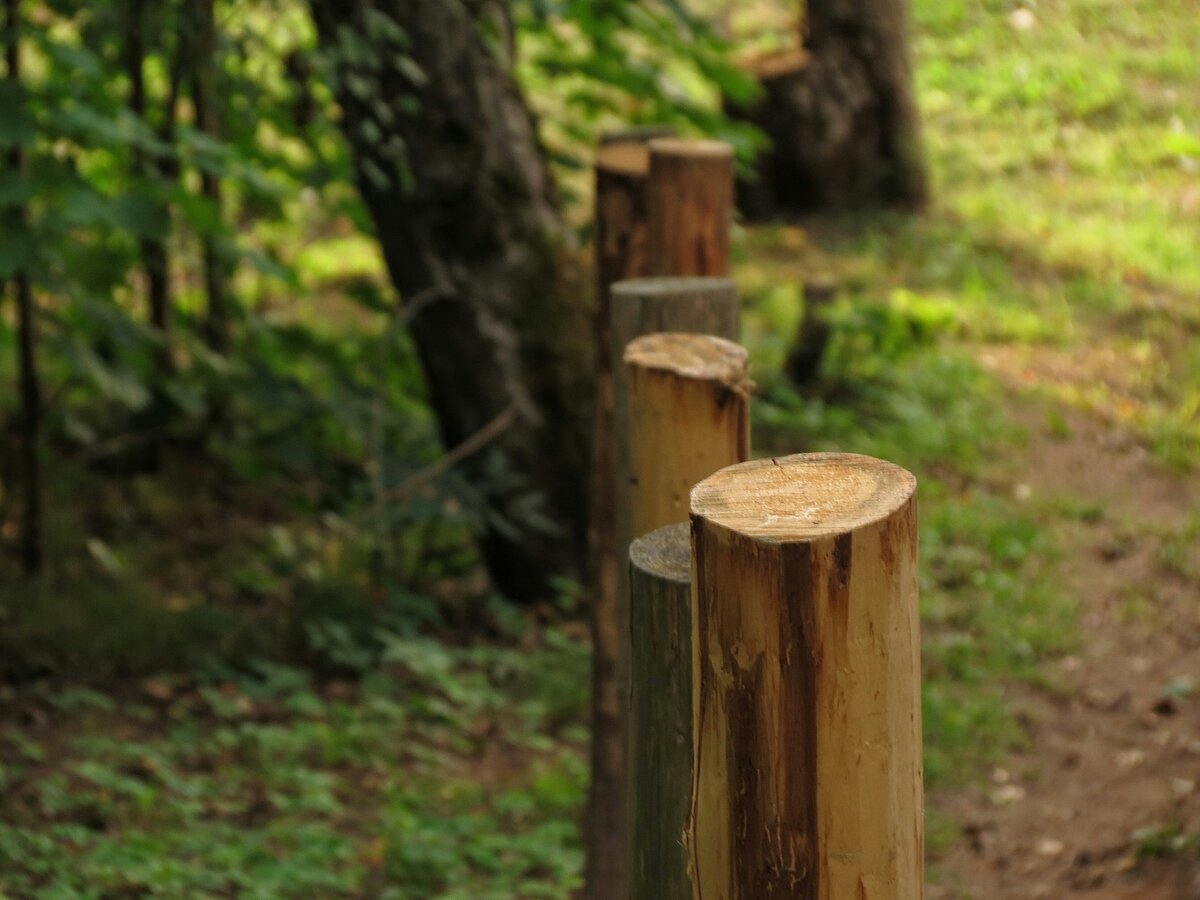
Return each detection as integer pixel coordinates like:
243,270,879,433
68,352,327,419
646,138,735,277
584,277,740,893
629,522,693,900
624,333,750,900
587,132,662,899
587,133,733,898
688,453,923,899
624,332,751,541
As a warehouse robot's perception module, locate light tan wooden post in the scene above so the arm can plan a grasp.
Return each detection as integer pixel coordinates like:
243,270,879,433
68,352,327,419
628,522,693,900
646,138,735,277
688,453,923,899
624,332,751,541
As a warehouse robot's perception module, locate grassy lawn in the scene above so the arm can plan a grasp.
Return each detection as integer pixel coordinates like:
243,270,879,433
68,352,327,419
3,0,1199,896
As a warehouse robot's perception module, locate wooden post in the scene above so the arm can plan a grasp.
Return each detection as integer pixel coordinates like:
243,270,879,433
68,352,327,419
586,130,665,899
587,277,740,893
646,138,735,277
688,453,923,899
612,278,742,670
596,138,652,304
624,332,751,542
628,522,693,900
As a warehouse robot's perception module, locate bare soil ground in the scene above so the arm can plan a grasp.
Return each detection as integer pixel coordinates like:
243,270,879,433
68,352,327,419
931,347,1200,899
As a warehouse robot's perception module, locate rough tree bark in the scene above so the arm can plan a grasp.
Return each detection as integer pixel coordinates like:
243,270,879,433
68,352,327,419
308,1,592,601
124,0,178,360
733,0,928,216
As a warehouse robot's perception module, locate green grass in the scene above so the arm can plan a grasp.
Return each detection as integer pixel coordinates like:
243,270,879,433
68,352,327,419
0,633,589,898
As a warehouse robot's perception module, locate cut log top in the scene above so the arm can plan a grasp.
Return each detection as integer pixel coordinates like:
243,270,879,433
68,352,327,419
628,521,691,584
624,333,751,390
612,276,737,300
596,141,651,177
648,137,735,160
690,452,916,540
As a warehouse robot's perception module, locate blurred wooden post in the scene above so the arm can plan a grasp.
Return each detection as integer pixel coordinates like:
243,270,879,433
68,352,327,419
612,279,741,683
628,522,693,900
584,277,739,894
688,453,923,899
626,331,750,900
646,138,735,277
624,332,751,540
586,129,668,899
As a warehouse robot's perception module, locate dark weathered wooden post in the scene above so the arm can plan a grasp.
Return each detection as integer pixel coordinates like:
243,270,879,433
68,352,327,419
688,452,923,899
628,522,693,900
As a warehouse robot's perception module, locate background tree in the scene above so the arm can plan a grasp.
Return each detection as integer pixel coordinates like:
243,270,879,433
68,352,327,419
307,0,595,603
4,0,42,575
733,0,928,215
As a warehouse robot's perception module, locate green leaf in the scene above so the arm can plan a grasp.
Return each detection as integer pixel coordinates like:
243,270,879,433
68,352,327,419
109,194,170,238
0,82,36,146
0,223,35,279
0,170,32,207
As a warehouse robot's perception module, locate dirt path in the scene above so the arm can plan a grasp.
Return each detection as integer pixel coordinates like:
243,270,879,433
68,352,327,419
931,347,1200,899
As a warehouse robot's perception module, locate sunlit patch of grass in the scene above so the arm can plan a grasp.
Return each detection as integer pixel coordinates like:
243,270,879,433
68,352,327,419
917,0,1200,296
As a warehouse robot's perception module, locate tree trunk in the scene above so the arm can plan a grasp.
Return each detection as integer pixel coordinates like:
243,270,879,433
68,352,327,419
732,0,928,216
308,1,592,602
192,0,230,355
124,0,173,357
688,453,923,898
6,0,41,576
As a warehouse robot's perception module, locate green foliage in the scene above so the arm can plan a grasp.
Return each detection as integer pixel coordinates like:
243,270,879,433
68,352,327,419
0,628,587,899
515,0,764,200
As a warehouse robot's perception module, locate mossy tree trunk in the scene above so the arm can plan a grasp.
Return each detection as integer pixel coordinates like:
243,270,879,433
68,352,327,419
308,0,593,602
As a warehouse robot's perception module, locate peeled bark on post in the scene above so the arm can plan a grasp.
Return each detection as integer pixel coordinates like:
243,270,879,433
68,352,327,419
646,139,735,277
586,278,740,895
628,522,693,900
624,332,751,541
688,453,923,899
